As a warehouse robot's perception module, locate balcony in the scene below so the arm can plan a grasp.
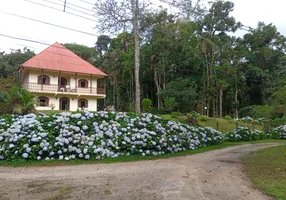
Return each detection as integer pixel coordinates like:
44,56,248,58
23,82,106,96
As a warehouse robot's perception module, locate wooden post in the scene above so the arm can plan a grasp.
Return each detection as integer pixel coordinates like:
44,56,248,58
75,73,77,93
41,69,44,91
236,122,238,128
216,121,219,130
90,74,92,94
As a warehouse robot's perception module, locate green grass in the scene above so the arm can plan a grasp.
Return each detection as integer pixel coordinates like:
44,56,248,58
161,114,263,133
0,140,284,167
242,145,286,200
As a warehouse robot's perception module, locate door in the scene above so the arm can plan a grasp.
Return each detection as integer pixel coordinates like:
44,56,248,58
59,77,68,92
59,97,70,111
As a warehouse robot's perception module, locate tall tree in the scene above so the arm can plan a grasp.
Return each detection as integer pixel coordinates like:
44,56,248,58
198,0,241,117
94,0,152,113
241,22,286,105
96,35,111,59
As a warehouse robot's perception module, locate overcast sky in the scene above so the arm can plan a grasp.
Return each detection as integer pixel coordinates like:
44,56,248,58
0,0,285,53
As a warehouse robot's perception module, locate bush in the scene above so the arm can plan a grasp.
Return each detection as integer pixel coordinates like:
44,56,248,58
141,98,152,113
189,111,200,118
224,115,232,120
0,111,224,161
198,115,208,122
0,90,11,114
272,125,286,139
225,126,269,142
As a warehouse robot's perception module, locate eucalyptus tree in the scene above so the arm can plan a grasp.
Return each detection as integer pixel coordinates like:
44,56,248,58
197,0,241,117
94,0,154,113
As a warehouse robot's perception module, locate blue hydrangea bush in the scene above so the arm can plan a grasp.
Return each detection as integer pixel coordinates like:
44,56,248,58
0,111,223,161
273,125,286,139
225,126,270,142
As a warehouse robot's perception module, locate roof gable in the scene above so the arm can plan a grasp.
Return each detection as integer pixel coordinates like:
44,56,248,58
21,42,107,76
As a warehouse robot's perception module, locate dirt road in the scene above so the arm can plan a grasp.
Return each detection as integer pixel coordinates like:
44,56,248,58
0,143,283,200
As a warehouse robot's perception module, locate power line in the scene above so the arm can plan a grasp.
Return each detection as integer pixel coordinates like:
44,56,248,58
40,0,96,18
0,33,98,62
78,0,94,6
56,0,94,13
11,42,97,61
0,11,97,37
0,33,53,47
24,0,96,22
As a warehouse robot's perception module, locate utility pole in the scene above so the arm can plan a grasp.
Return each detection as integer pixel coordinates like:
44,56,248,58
63,0,67,12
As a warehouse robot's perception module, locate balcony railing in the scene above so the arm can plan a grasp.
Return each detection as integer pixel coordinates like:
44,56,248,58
23,82,106,95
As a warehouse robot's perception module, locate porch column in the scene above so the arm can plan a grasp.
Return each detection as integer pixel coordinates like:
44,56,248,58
58,71,61,91
90,74,92,94
104,77,106,95
75,73,77,93
41,69,43,91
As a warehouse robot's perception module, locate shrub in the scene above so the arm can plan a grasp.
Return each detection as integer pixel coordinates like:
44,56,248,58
198,115,208,122
141,98,152,113
272,125,286,139
190,111,200,118
225,126,269,142
224,115,232,120
0,91,11,114
0,111,224,161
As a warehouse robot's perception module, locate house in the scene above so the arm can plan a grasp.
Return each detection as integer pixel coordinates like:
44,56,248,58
19,42,107,112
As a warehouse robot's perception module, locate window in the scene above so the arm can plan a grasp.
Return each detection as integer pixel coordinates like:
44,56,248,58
38,96,49,107
78,99,88,109
78,79,88,88
38,75,50,85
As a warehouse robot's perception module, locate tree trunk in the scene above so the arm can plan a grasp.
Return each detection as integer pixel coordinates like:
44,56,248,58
235,74,238,119
132,0,141,114
212,97,216,118
220,87,223,118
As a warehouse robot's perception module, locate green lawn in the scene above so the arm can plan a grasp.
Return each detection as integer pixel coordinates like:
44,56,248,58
0,140,284,167
242,145,286,200
161,114,264,133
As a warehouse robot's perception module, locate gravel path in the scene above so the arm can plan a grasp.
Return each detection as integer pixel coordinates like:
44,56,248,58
0,143,283,200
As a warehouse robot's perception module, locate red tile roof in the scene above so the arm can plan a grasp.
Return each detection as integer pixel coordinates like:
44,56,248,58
21,42,107,76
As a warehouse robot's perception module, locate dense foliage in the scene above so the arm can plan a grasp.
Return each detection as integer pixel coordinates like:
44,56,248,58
93,1,286,120
0,111,225,161
0,77,35,115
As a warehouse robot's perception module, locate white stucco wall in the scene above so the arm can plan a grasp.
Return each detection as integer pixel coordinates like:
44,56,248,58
35,94,98,112
25,69,99,91
28,70,58,85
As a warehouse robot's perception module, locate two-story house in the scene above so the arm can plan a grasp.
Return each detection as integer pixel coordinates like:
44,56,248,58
19,42,107,111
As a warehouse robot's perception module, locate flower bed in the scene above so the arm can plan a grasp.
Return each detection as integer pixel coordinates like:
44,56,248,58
273,125,286,139
224,126,270,142
0,111,223,161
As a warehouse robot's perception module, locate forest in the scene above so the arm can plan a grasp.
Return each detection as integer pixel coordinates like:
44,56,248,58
0,0,286,122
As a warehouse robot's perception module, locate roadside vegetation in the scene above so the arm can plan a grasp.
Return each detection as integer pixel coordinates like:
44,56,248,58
0,110,285,167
